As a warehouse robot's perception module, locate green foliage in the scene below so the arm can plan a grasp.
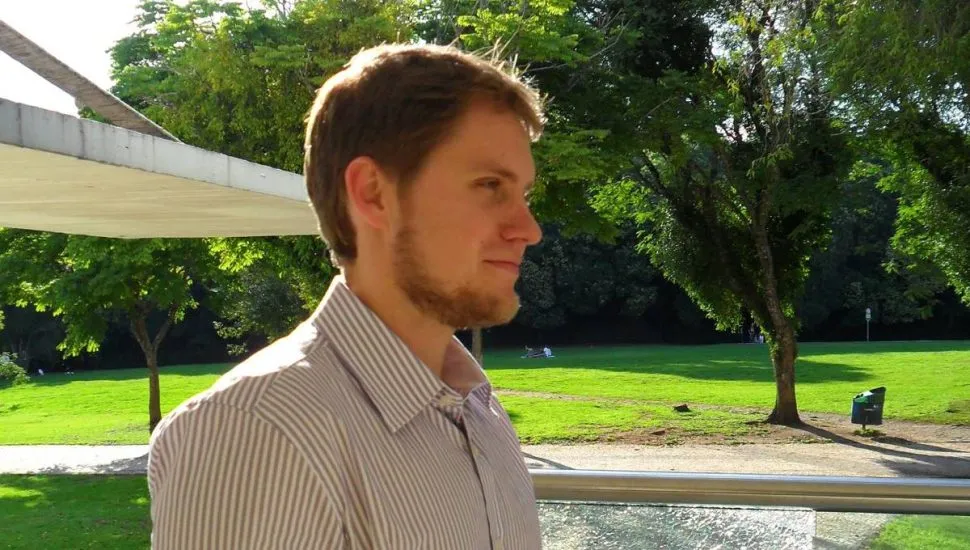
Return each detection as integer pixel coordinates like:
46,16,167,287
0,352,29,387
107,0,398,345
597,1,855,346
209,236,335,355
0,229,220,360
824,0,970,304
112,0,414,172
516,224,659,329
800,162,948,331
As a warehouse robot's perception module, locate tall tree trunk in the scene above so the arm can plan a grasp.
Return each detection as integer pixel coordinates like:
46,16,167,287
130,304,176,434
146,350,162,433
766,319,799,425
752,223,801,426
472,328,484,366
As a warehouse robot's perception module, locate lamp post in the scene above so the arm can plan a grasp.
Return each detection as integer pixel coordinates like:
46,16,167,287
866,307,872,342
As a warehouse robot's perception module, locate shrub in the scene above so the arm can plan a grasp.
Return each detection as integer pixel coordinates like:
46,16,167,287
0,352,29,387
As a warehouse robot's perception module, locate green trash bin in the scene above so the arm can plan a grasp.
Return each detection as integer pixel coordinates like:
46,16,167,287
851,386,886,429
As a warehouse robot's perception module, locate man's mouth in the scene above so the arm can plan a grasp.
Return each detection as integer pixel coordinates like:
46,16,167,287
485,260,521,275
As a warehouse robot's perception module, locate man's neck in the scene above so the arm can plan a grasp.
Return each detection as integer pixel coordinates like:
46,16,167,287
341,266,454,379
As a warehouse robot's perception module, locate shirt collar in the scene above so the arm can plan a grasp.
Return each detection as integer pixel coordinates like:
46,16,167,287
311,274,490,433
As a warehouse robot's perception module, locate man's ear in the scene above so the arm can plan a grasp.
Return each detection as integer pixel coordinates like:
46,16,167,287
344,156,391,230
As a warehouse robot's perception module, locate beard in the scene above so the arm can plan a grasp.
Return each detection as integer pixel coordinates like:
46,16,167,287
391,223,520,330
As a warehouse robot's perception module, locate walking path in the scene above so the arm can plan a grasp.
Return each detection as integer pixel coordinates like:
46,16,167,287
2,439,968,477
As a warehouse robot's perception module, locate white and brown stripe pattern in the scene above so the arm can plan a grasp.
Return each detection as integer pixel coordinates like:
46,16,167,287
148,275,541,549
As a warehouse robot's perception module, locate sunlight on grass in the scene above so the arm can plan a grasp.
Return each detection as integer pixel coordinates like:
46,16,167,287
486,341,970,425
0,485,45,500
869,515,970,549
501,396,768,443
1,341,968,444
0,363,230,444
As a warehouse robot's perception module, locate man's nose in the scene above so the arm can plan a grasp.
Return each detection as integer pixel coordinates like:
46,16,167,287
502,199,542,245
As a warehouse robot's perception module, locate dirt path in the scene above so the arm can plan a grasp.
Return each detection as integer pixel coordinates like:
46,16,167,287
522,440,970,478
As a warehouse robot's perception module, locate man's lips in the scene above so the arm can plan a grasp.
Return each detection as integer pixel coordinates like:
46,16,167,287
485,260,521,275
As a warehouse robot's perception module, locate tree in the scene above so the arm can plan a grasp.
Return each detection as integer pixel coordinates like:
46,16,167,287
799,163,947,336
590,0,855,424
208,236,336,356
824,0,970,304
108,0,411,347
0,306,63,371
0,230,222,432
516,223,659,331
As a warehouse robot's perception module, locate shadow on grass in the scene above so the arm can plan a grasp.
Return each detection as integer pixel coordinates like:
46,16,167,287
486,352,869,384
0,474,150,549
24,363,232,387
794,424,970,478
484,340,970,384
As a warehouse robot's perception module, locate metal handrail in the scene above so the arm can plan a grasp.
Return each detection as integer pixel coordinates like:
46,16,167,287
531,469,970,515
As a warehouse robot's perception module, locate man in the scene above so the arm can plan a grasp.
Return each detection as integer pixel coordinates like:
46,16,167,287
148,43,546,549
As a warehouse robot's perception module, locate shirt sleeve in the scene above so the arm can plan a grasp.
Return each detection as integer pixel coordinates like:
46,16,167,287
147,401,344,549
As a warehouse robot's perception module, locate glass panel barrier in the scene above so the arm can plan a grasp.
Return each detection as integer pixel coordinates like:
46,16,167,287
537,503,970,549
531,470,970,549
538,501,816,549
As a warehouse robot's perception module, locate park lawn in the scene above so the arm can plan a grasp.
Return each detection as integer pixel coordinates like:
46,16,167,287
0,475,150,549
869,515,970,550
0,364,227,444
485,340,970,425
500,395,769,444
0,341,968,444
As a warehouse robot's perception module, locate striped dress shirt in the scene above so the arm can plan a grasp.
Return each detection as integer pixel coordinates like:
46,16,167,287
147,274,542,549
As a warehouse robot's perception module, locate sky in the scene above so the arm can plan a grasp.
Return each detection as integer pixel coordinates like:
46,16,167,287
0,1,142,116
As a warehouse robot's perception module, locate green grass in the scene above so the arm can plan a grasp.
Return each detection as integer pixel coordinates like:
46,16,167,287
1,341,968,445
486,341,970,425
0,475,149,549
0,364,227,444
868,515,970,549
503,396,769,444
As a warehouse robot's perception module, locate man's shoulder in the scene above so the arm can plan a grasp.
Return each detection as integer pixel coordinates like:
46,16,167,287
150,319,348,445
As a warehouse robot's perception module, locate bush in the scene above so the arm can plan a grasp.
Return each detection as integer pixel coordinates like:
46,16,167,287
0,352,29,387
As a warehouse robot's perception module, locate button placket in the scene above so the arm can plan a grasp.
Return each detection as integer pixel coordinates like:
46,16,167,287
464,399,505,548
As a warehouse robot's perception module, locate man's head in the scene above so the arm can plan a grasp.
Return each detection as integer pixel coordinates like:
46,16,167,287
304,43,545,330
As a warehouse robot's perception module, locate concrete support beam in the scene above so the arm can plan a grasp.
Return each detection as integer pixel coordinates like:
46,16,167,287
0,99,317,238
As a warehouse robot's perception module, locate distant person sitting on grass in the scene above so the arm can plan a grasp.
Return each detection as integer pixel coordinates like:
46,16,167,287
522,346,545,358
521,346,553,358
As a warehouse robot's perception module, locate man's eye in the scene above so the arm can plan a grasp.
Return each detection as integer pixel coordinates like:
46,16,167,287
478,178,501,190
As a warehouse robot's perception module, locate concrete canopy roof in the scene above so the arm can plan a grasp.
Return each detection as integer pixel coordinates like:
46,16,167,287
0,99,318,239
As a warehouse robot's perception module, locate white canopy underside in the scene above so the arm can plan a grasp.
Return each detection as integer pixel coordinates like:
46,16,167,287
0,99,318,238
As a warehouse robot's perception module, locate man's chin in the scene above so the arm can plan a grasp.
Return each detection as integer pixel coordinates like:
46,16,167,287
470,295,520,329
